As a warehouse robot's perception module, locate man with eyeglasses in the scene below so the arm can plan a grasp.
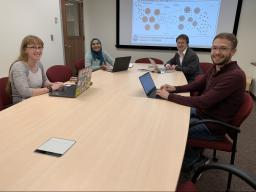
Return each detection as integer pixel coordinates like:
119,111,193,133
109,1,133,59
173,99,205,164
157,33,246,175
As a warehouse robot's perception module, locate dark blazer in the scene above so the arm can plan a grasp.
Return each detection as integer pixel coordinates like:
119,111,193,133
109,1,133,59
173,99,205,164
166,47,200,82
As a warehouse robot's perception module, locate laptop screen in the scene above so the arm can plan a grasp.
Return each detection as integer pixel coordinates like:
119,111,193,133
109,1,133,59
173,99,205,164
139,72,156,95
112,56,131,72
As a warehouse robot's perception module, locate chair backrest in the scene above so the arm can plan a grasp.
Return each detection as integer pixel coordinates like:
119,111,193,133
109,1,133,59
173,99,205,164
135,57,164,64
231,92,254,127
46,65,72,82
0,77,13,111
177,163,256,191
199,62,212,74
74,58,85,71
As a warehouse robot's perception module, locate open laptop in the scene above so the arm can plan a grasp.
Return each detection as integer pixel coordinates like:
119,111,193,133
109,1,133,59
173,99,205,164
139,72,161,99
107,56,131,72
49,66,92,98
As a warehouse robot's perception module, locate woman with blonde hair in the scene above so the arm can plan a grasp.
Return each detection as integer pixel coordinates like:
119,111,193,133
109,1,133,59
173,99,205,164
8,35,63,104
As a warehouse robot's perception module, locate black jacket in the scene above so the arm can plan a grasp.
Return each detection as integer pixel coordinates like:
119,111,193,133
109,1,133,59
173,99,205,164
166,48,200,82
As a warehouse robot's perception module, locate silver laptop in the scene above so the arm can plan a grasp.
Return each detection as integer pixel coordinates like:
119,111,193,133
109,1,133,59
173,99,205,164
49,66,92,98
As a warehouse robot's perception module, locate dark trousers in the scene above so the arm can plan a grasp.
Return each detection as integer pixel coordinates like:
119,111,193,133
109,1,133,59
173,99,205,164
182,108,224,170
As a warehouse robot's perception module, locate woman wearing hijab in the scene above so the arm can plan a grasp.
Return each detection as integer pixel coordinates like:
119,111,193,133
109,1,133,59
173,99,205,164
85,38,114,71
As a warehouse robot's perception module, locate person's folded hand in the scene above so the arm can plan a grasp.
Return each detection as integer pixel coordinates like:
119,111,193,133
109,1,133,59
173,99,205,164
156,89,169,100
165,64,172,70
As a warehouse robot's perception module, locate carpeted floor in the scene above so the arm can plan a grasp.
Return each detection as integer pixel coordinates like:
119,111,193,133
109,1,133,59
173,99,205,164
181,99,256,191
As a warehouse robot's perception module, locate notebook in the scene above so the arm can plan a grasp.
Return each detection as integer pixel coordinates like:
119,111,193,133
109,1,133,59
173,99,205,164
49,66,92,98
139,72,161,99
35,137,76,157
107,56,132,72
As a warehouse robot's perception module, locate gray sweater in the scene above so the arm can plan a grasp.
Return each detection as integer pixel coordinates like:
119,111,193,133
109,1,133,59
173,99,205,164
10,61,48,104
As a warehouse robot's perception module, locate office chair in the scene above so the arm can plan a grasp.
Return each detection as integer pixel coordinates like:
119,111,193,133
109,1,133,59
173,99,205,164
135,57,164,64
191,63,212,96
199,62,212,74
194,62,213,81
46,65,72,82
176,163,256,192
193,62,213,84
0,77,13,111
74,58,85,72
187,92,253,191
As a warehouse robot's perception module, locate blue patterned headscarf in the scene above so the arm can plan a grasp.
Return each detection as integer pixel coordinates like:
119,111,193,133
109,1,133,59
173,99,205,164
91,38,105,65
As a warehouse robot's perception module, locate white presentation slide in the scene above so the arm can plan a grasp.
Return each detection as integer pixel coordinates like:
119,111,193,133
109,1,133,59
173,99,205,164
118,0,241,49
131,0,220,47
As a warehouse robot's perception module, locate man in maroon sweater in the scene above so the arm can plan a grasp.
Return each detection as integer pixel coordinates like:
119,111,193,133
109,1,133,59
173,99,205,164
157,33,246,172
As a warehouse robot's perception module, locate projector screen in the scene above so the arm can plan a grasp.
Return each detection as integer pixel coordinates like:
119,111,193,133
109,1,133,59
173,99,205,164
116,0,243,51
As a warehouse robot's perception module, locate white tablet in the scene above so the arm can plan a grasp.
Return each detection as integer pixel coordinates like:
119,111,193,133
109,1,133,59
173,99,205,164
35,137,76,157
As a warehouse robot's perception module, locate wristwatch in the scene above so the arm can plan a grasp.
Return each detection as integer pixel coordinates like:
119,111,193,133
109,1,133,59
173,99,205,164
46,86,53,93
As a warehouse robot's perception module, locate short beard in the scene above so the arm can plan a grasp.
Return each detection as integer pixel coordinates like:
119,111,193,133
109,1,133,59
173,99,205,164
211,55,231,66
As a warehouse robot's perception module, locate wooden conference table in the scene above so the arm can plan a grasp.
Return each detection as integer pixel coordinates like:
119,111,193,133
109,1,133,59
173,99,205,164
0,64,190,191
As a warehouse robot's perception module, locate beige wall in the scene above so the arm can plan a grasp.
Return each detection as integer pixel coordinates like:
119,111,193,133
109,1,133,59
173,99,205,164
0,0,64,77
84,0,256,81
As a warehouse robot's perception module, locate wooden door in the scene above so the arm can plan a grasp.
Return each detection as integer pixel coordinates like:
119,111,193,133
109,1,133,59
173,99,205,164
61,0,85,74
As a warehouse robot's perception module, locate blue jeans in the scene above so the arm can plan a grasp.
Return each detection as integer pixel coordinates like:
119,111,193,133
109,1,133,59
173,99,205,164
182,108,224,170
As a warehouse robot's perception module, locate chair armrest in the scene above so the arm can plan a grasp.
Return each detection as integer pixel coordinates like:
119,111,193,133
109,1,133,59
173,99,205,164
189,119,240,133
191,163,256,190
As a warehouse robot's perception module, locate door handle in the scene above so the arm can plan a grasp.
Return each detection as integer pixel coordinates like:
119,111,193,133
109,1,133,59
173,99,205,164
64,44,72,48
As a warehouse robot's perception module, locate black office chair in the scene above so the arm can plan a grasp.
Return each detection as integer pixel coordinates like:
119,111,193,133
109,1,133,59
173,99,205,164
177,163,256,191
